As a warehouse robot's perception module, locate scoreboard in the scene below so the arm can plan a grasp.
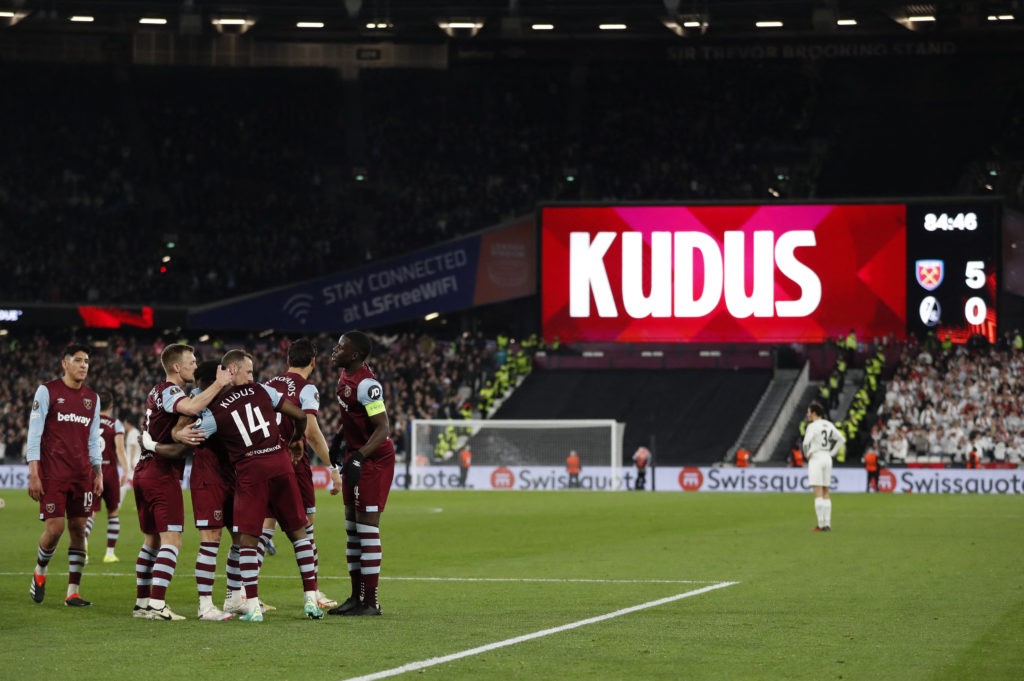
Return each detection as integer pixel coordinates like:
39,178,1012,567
540,200,1000,344
906,201,1000,342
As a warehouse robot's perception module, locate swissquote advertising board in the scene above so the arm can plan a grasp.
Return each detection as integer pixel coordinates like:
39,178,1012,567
2,466,1020,494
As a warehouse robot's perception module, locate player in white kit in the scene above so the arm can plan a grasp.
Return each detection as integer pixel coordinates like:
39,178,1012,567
802,401,845,532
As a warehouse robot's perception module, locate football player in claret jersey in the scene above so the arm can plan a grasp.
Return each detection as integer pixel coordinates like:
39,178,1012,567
148,360,239,621
85,391,129,564
26,344,103,607
264,337,340,611
803,400,846,532
180,349,324,621
132,343,231,621
328,331,396,616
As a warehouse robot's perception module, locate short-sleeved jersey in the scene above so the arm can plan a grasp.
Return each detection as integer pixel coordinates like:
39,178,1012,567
99,415,125,466
29,379,102,482
264,371,319,448
633,447,651,469
336,363,395,458
142,380,189,478
803,418,846,459
189,387,236,486
197,382,288,466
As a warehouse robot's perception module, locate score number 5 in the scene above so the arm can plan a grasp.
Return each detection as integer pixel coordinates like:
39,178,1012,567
964,261,987,325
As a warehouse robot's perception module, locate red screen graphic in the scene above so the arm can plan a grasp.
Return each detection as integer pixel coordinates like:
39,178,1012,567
541,204,907,343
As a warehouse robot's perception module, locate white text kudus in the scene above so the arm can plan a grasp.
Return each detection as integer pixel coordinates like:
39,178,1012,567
568,231,822,319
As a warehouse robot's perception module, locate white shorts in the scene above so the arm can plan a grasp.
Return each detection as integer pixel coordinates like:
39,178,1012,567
807,454,833,487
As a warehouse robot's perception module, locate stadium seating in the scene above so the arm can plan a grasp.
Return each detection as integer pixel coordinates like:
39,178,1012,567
1,51,1019,305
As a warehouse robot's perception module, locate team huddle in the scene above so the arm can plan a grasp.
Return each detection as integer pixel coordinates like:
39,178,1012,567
26,331,394,621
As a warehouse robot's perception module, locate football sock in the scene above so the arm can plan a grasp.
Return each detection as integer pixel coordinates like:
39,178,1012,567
149,544,179,602
814,498,826,527
36,544,56,576
195,541,219,599
67,548,86,595
256,528,275,568
106,516,120,551
292,538,318,593
239,546,260,600
136,545,158,600
345,520,360,599
225,544,242,593
823,499,833,527
357,523,382,607
84,516,95,541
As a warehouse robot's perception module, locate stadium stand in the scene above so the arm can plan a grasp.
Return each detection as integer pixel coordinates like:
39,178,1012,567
872,337,1024,467
0,330,512,466
1,47,1020,305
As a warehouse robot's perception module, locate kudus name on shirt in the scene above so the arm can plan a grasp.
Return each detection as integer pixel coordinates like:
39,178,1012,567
569,230,821,319
218,386,256,409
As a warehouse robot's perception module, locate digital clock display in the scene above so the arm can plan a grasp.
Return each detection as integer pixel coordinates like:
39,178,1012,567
906,202,1000,343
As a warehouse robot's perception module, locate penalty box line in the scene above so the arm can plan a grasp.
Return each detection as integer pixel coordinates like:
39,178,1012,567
340,580,740,681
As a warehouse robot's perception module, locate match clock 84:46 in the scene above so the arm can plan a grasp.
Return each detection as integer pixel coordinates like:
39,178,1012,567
906,201,1000,342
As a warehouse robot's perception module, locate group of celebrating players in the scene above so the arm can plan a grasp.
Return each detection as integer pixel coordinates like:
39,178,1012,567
26,331,395,621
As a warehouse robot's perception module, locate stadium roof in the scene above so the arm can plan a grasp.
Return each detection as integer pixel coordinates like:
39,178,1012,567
1,1,1020,42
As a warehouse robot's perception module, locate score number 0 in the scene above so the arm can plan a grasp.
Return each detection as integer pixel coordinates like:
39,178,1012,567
964,260,987,325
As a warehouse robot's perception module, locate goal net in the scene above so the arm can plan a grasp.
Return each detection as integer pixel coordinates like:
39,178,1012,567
409,419,625,491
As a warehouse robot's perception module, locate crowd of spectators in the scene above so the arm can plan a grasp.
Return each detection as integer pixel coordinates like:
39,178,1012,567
0,330,512,465
871,335,1024,466
1,52,1019,306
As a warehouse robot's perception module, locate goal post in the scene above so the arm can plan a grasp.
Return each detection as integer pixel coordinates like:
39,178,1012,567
409,419,626,491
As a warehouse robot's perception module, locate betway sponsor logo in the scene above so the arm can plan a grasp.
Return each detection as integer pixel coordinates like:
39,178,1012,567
569,231,821,319
57,412,92,426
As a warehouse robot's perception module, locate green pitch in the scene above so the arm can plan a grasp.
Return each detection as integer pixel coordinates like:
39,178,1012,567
0,489,1021,681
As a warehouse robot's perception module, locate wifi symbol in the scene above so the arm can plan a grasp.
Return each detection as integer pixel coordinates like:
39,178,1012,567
283,293,314,325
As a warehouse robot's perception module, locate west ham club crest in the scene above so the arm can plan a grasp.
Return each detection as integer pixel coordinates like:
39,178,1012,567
916,259,945,291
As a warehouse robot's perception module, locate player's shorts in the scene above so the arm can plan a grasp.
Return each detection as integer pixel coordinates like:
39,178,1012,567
293,455,316,516
38,478,93,521
233,453,307,537
133,459,185,534
97,464,121,512
343,451,395,514
807,453,833,487
191,451,234,529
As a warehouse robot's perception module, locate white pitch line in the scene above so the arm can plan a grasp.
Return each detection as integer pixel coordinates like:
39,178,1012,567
339,580,740,681
0,572,723,585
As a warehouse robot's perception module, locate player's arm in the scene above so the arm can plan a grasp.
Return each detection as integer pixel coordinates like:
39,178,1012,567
155,414,205,459
277,399,308,461
828,424,847,458
172,365,233,416
114,422,129,484
304,413,330,466
26,385,49,501
88,399,104,496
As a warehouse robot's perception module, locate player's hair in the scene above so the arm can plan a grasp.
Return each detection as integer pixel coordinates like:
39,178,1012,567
221,348,253,369
98,390,113,409
194,360,221,387
160,343,195,373
287,338,318,368
343,331,373,360
63,343,90,359
808,401,827,418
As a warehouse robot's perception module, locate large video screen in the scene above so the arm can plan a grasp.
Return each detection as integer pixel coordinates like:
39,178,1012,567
541,202,999,344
